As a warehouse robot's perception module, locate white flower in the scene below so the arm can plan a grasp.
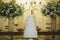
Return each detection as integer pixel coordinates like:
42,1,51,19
50,12,53,15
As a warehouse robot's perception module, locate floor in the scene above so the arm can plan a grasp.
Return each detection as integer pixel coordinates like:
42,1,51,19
0,35,60,40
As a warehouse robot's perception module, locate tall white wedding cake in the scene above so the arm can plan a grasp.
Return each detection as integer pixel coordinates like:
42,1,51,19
24,14,38,39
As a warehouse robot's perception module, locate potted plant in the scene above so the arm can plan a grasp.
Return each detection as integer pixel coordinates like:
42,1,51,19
41,1,60,32
0,0,24,32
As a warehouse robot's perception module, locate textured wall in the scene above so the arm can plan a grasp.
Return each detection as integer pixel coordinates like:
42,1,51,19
0,0,60,32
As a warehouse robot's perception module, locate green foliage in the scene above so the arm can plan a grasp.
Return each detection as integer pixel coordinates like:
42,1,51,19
41,1,60,18
0,1,24,18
